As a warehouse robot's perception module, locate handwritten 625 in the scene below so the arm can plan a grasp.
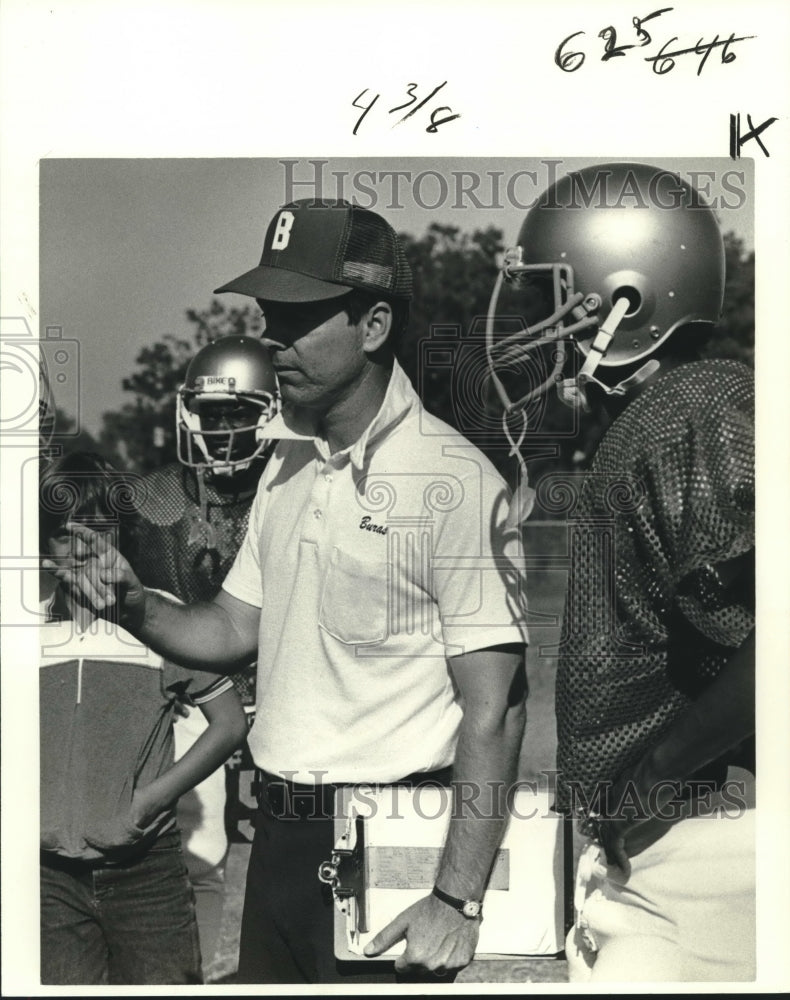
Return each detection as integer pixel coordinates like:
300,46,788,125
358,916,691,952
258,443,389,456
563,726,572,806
555,7,755,76
352,82,461,136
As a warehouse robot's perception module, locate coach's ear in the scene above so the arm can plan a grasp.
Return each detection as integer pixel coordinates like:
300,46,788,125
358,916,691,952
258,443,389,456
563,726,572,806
361,301,393,354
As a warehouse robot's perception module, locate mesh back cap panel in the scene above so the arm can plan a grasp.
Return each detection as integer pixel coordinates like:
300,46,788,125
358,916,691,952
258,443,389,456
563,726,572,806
341,207,413,298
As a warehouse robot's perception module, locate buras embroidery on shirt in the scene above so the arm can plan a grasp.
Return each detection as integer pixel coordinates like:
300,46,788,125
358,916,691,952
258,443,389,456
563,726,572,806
359,516,388,536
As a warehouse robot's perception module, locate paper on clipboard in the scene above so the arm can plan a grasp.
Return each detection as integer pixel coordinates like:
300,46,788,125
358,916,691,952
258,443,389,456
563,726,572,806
328,784,564,961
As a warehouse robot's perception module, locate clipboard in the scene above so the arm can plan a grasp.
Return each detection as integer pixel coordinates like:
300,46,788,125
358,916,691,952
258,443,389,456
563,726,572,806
318,783,566,962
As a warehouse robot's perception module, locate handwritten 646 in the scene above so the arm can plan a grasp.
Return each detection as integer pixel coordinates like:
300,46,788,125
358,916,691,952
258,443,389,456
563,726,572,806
555,7,755,76
352,82,461,136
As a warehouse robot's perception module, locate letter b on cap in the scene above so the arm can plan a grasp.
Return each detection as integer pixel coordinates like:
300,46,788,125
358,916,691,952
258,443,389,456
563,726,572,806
271,210,295,251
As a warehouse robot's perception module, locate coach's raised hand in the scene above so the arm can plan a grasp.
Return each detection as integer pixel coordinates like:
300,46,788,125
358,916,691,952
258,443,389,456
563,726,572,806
43,521,261,674
42,522,147,630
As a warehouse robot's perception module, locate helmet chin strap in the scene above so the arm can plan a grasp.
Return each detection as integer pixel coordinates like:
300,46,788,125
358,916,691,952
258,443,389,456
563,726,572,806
187,465,218,549
182,416,256,542
485,268,599,528
207,462,245,477
501,409,536,529
179,402,216,467
488,293,660,527
557,297,660,412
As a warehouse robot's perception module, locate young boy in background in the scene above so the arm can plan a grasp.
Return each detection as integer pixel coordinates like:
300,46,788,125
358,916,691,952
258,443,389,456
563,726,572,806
39,450,247,986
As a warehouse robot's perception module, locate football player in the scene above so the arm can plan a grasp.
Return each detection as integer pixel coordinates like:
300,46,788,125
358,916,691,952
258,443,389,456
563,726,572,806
486,162,755,982
134,333,277,977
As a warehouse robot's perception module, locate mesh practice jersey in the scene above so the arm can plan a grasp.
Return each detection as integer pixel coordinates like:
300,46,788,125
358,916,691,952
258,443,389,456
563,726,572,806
135,463,263,703
555,359,755,815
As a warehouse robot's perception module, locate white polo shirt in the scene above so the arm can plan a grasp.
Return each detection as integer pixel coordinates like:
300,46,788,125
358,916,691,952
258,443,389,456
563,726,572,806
222,360,528,784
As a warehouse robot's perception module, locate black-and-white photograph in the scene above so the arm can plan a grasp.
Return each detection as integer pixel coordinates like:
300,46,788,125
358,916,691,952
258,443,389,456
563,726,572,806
1,3,788,996
31,154,760,987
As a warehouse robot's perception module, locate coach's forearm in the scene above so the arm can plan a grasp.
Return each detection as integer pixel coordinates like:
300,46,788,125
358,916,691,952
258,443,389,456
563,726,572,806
127,589,255,672
435,699,526,899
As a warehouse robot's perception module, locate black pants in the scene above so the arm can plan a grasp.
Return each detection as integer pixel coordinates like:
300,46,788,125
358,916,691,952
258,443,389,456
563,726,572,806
236,771,455,985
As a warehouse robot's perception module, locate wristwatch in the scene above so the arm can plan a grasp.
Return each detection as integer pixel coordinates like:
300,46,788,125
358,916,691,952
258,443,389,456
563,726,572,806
432,885,483,919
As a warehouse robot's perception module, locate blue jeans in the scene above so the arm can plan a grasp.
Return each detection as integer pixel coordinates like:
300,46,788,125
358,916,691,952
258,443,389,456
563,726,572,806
40,830,202,985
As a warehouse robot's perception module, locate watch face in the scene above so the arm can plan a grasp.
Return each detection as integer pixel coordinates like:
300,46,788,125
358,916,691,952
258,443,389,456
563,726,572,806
462,900,481,919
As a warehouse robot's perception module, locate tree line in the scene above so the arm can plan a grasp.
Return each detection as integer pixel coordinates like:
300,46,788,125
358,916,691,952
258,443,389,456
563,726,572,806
48,225,754,489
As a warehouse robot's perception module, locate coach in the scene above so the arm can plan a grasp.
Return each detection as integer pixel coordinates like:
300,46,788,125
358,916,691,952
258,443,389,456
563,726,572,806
51,198,529,984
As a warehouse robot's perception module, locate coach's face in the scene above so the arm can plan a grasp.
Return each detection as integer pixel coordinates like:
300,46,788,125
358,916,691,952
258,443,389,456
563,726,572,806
258,297,388,414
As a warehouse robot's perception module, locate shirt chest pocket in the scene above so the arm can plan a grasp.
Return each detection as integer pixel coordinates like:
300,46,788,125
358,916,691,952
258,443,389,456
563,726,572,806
319,547,389,645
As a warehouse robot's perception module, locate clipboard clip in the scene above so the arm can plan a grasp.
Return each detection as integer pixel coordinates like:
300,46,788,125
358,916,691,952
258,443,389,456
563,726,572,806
317,808,368,938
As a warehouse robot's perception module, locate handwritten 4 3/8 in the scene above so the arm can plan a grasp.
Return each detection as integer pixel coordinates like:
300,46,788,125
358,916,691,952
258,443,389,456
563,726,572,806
352,82,460,136
556,7,755,76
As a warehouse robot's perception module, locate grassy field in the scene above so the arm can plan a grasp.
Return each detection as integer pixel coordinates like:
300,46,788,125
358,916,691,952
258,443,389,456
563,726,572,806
206,522,570,985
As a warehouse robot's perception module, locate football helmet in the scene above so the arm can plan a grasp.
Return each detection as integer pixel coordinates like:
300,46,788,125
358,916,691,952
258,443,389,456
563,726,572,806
176,335,278,474
486,162,726,414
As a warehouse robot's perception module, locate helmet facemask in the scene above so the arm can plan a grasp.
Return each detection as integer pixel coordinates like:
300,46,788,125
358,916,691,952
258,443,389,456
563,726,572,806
486,248,661,418
485,162,726,529
484,250,660,529
177,385,277,476
486,252,595,410
176,335,279,477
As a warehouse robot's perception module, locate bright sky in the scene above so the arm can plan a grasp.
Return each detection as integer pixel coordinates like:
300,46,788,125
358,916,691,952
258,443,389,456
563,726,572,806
40,156,754,437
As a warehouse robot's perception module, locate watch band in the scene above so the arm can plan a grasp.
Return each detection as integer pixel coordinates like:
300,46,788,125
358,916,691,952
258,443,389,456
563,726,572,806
432,885,483,919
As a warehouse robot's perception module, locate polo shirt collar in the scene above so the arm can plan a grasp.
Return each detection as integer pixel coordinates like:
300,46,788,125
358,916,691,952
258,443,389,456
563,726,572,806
263,360,418,470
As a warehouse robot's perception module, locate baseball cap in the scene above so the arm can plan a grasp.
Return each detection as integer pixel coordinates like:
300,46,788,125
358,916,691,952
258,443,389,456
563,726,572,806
214,198,413,303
